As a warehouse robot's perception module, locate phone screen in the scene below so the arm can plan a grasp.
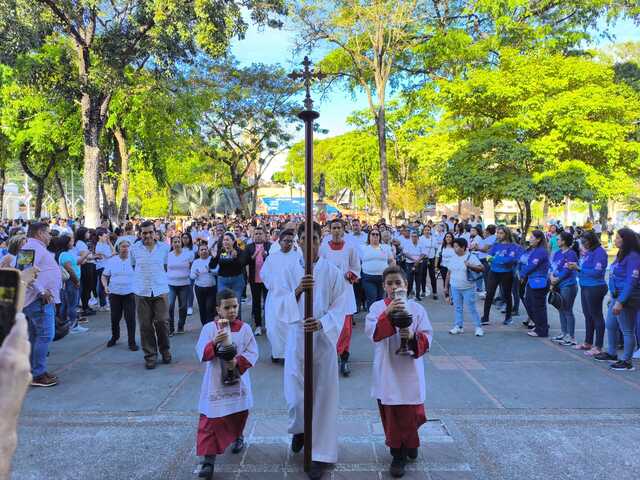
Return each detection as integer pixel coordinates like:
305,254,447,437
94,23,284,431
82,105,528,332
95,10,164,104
16,249,35,271
0,272,19,346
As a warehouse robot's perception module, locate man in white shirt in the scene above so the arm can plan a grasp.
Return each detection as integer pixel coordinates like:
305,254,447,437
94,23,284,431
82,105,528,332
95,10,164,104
130,221,172,370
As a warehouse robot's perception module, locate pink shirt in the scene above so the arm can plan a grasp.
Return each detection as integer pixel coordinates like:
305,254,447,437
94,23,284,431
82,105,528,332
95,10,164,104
23,237,62,306
254,244,265,283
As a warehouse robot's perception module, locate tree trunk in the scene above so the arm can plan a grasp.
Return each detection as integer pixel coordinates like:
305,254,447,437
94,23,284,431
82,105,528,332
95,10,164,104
54,172,71,218
375,107,389,221
81,92,104,227
599,202,609,230
101,181,117,223
542,197,549,223
114,127,130,222
0,167,5,219
34,180,45,219
563,197,570,226
588,202,594,220
523,200,532,239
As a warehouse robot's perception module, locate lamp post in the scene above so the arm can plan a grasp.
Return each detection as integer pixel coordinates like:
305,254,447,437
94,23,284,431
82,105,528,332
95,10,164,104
288,56,325,473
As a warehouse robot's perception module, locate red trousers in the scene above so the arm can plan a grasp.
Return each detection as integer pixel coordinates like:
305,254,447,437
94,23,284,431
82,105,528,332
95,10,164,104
377,400,427,449
196,411,248,456
336,314,353,357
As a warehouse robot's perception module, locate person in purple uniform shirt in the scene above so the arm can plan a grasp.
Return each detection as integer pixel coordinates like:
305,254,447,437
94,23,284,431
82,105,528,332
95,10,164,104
519,231,551,338
594,228,640,371
549,232,579,346
567,231,608,356
21,222,62,387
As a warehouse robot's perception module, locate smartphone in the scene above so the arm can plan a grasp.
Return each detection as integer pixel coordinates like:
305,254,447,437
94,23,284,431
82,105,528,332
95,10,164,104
0,268,24,347
16,249,35,271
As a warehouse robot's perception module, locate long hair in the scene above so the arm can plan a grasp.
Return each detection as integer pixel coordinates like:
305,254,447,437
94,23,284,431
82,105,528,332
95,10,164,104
616,228,640,262
496,225,512,243
529,230,548,251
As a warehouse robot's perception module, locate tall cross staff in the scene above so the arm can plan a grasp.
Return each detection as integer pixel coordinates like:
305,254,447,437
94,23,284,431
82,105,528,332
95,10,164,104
288,56,325,473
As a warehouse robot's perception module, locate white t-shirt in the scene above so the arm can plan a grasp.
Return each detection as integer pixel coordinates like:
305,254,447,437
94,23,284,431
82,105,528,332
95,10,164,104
167,249,194,286
440,246,456,269
102,255,135,295
418,235,439,259
448,252,482,290
360,244,392,276
95,242,113,270
403,241,422,264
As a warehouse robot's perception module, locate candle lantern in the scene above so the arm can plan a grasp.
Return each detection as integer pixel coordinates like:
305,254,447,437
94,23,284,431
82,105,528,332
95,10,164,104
390,288,414,356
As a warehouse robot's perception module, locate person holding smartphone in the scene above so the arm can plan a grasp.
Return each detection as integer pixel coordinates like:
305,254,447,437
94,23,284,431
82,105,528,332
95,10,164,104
21,222,62,387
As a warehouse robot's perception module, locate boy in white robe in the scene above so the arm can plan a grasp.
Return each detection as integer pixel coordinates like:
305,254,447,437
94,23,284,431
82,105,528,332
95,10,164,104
195,289,259,479
285,222,347,480
261,229,301,362
365,265,433,479
318,219,360,377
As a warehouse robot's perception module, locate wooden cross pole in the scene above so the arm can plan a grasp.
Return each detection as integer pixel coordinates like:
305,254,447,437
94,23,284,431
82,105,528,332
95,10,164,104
288,56,325,473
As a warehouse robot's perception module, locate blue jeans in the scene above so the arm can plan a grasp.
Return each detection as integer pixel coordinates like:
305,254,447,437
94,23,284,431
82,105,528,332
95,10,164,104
218,274,246,319
60,281,80,329
24,299,56,377
606,301,638,361
580,284,607,348
362,273,384,310
558,284,578,336
451,287,481,328
187,278,195,309
525,285,549,337
168,284,189,332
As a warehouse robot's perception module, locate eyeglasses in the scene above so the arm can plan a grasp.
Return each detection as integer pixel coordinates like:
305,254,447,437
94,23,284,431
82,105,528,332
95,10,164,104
370,232,380,236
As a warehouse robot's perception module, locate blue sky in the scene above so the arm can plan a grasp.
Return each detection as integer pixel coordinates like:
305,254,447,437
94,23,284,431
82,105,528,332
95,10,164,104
230,16,639,178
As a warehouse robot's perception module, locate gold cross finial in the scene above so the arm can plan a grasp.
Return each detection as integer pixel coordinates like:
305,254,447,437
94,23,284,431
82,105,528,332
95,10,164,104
288,56,326,111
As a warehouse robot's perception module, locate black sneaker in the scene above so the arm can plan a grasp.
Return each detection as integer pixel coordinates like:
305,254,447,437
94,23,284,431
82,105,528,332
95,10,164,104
503,317,513,326
481,318,490,326
308,461,328,480
406,447,418,461
291,433,304,453
610,360,635,371
340,359,351,377
231,436,245,454
593,352,618,362
198,462,214,479
390,457,406,478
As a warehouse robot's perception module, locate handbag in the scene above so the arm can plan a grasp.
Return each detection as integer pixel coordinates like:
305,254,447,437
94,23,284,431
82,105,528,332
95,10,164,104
60,265,70,281
465,253,484,282
548,285,564,310
616,288,640,310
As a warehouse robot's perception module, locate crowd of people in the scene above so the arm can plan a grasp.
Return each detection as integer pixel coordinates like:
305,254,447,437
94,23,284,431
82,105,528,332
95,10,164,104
1,211,639,479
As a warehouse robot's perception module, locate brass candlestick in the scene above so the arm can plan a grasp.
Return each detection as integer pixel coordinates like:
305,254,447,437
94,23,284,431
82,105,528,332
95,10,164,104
390,288,414,356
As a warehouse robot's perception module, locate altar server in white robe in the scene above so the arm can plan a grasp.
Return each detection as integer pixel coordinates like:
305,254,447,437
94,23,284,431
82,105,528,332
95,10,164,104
285,221,347,480
318,218,360,377
195,289,259,480
261,228,301,362
365,264,433,479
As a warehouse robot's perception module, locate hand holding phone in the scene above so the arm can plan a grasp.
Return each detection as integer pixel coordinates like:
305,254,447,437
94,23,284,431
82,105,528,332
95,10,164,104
0,268,25,347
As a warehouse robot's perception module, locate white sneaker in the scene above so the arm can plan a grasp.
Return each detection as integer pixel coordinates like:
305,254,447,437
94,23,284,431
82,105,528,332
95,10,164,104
254,326,263,336
70,325,89,334
187,307,193,316
478,292,487,299
88,297,98,307
633,349,640,360
449,326,464,335
475,327,484,337
99,305,110,312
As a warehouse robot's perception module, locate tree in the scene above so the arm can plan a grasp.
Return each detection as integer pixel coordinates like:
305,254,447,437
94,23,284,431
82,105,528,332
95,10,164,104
198,59,299,215
439,48,640,234
1,0,286,226
292,0,617,220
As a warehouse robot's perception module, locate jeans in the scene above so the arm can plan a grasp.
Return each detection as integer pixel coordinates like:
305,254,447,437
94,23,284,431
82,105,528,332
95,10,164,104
218,274,246,319
362,273,384,309
187,278,195,309
511,273,521,313
194,285,216,325
249,281,268,327
168,284,189,332
60,280,80,329
580,284,607,348
109,293,136,345
606,301,638,361
451,287,481,328
558,284,578,337
24,299,55,377
482,271,514,322
479,258,489,291
525,285,549,336
95,268,107,307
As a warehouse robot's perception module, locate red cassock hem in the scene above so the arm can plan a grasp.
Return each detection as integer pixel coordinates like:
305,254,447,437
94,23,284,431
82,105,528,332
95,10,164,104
196,411,249,456
377,401,427,449
235,355,252,375
411,332,429,359
373,312,396,342
337,314,353,356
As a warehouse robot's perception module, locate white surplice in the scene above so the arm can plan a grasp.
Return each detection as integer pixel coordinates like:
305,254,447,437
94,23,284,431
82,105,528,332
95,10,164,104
364,299,434,405
284,257,347,464
261,248,304,359
195,320,259,418
319,241,360,315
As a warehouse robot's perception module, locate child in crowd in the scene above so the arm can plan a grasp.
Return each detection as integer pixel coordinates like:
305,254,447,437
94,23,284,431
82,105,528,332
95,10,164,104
365,265,433,478
195,289,259,479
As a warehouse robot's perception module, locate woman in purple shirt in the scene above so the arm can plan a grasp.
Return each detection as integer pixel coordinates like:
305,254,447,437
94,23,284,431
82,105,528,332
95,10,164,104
550,232,579,346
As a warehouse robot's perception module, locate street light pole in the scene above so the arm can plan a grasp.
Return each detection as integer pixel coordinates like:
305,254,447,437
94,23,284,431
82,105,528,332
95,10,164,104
288,56,325,473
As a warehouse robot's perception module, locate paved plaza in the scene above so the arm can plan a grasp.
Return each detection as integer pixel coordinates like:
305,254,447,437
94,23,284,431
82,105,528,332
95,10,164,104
12,296,640,480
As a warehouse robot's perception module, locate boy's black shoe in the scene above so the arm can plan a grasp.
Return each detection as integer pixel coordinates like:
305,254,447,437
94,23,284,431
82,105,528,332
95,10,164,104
481,317,490,326
198,462,214,479
291,433,304,453
308,461,328,480
231,436,245,454
610,360,635,371
593,352,618,362
390,457,406,478
340,359,351,377
406,447,418,460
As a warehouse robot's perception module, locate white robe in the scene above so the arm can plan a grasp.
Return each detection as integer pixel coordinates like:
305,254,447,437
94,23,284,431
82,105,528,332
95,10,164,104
284,257,347,464
261,248,304,359
319,241,360,315
196,321,259,418
365,299,433,405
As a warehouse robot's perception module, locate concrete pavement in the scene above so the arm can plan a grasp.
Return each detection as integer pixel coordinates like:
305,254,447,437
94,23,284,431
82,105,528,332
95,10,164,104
11,293,640,480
